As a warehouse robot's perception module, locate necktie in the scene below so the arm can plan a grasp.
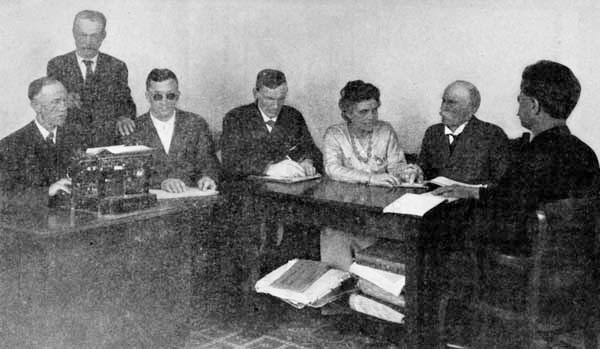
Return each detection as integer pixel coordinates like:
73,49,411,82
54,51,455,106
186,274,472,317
448,134,459,154
46,131,55,145
265,120,276,130
83,60,94,83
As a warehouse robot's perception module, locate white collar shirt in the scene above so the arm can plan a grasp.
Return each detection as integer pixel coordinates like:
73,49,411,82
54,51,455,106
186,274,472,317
150,111,176,154
34,119,57,144
444,120,469,144
258,107,277,132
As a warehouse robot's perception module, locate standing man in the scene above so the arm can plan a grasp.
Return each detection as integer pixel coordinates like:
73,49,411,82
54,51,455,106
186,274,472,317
47,10,136,147
0,77,87,198
419,80,509,186
221,69,323,180
123,69,220,192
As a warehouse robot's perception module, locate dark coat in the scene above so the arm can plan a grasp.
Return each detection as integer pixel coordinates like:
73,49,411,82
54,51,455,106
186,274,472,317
418,116,510,186
221,102,323,180
47,51,136,147
123,109,221,188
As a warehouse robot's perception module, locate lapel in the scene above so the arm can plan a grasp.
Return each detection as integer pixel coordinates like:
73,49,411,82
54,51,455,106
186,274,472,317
89,53,105,85
67,52,85,86
445,117,477,165
168,110,185,156
250,103,272,137
140,114,168,155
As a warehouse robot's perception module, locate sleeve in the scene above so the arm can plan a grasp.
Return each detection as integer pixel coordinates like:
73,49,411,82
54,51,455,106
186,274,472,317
220,111,276,179
294,112,324,174
194,118,221,184
323,127,371,184
384,126,408,177
112,62,136,120
418,127,437,180
46,59,59,78
484,127,510,188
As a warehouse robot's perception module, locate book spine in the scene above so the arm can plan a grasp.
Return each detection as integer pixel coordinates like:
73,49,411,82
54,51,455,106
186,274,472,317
354,256,406,275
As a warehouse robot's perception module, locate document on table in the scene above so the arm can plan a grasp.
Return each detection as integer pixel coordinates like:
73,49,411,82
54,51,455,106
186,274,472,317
86,144,152,155
383,192,447,216
428,176,483,188
247,174,322,183
149,187,218,199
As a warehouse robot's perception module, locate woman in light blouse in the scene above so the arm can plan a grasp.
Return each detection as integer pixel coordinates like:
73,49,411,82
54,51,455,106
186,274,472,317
321,80,421,271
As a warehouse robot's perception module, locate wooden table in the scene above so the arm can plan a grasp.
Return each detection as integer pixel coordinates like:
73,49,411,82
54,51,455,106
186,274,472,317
227,177,445,348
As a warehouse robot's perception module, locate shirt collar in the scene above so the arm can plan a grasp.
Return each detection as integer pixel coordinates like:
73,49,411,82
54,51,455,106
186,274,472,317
257,105,277,123
34,119,56,141
150,111,176,126
76,53,98,73
444,120,469,136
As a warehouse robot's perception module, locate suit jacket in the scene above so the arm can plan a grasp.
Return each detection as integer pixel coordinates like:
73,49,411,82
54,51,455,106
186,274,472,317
418,116,509,186
221,102,323,180
0,121,87,190
47,51,136,147
476,126,600,245
123,109,220,188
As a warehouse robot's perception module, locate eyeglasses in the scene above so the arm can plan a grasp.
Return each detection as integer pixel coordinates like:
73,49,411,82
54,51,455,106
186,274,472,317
151,92,179,101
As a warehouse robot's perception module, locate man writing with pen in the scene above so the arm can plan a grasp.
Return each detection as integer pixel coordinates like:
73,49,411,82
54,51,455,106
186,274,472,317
221,69,323,180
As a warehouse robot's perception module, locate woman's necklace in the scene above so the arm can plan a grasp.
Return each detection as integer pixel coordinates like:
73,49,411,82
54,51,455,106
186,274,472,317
349,128,373,164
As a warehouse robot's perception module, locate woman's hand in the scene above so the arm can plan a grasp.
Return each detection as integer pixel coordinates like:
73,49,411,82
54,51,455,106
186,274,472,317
369,173,400,187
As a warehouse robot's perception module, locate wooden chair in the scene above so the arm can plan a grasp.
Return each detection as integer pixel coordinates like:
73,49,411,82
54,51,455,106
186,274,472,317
471,197,599,348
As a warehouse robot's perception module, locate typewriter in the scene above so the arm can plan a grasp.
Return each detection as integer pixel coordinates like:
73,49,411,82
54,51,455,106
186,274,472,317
70,146,157,215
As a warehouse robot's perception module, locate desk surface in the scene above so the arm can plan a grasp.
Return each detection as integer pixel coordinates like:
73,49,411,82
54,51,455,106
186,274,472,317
0,190,222,237
246,177,428,214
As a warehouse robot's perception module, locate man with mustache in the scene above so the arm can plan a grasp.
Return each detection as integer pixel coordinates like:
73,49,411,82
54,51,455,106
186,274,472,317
418,80,510,187
0,77,87,198
47,10,136,147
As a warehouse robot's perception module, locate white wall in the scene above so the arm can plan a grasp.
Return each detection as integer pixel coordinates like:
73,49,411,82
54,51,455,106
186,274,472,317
1,0,599,157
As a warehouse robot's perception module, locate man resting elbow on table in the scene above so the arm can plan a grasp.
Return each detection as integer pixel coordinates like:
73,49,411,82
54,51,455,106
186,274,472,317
321,80,423,271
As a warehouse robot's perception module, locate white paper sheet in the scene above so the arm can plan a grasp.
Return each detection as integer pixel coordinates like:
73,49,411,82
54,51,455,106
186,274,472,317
383,192,447,216
149,187,218,199
349,262,405,296
86,144,152,155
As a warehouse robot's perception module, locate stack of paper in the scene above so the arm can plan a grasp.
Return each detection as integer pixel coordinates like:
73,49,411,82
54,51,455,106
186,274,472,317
255,259,352,309
429,176,484,188
86,145,152,155
149,187,218,199
349,263,405,297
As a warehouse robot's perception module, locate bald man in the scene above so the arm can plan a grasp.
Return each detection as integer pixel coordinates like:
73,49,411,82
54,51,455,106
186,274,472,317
418,80,509,186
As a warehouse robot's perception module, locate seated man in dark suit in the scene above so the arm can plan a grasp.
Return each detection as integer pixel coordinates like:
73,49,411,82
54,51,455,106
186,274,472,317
434,60,600,244
221,69,323,180
419,80,510,186
0,77,87,200
47,10,136,147
123,68,220,192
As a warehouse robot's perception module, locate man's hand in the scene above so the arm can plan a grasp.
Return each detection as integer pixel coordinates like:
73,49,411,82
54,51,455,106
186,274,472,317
264,159,306,178
298,159,316,176
197,176,217,191
66,92,82,109
117,116,135,136
49,178,72,197
369,173,400,187
161,178,186,193
431,185,480,199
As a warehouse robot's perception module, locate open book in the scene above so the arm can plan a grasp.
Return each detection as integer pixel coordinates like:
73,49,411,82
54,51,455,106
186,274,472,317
86,145,153,155
255,259,352,308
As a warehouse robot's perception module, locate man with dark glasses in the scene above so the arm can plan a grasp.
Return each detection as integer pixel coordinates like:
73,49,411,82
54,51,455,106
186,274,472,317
123,68,220,193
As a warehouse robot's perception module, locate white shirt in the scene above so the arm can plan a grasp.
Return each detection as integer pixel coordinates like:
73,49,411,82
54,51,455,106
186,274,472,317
76,53,98,81
150,111,176,154
444,121,469,144
34,119,56,144
258,107,277,132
